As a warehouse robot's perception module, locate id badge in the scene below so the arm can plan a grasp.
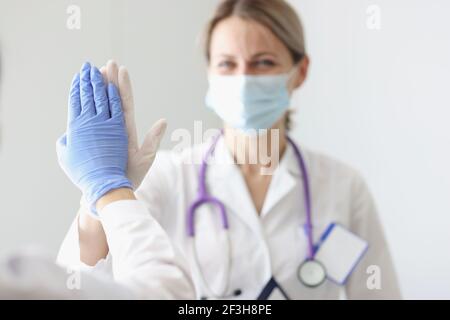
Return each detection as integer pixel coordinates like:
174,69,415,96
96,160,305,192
314,223,369,285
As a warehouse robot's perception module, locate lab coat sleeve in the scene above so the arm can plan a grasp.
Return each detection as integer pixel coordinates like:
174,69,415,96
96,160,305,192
57,150,177,270
98,199,195,299
57,200,195,299
345,174,402,299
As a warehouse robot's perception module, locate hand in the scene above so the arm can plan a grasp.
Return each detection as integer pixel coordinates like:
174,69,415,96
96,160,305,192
100,60,167,189
57,62,132,212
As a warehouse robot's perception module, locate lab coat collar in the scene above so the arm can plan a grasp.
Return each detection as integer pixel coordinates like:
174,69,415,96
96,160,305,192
260,138,303,217
206,135,302,180
205,136,303,234
206,136,263,237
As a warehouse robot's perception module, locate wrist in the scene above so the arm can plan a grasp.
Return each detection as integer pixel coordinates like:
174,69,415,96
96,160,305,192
96,188,136,212
84,174,133,214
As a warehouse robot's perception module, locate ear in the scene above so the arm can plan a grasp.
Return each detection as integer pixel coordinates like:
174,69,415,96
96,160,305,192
293,55,310,89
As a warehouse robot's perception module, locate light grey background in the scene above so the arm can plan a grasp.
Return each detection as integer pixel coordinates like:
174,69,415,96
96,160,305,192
0,0,449,299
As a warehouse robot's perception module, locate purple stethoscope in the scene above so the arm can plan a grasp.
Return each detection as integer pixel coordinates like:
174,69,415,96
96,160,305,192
187,133,326,299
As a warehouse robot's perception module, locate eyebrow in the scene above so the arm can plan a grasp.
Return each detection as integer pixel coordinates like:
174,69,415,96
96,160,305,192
251,52,277,59
213,52,278,59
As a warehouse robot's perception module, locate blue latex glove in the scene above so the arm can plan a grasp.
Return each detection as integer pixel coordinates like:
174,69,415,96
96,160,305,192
57,62,132,213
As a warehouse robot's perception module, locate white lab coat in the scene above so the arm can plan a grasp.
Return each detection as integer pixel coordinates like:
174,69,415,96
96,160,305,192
58,135,401,300
57,200,195,299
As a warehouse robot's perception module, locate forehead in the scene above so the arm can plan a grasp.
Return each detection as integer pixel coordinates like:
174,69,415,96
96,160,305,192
209,16,290,59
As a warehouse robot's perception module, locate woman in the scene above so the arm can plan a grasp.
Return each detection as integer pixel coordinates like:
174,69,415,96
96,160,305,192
58,0,401,299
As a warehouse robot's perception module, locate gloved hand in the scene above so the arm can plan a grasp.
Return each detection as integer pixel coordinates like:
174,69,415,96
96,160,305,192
78,60,167,218
57,62,133,213
99,60,167,189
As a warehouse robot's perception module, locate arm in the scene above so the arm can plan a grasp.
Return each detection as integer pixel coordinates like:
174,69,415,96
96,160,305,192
75,188,135,266
77,185,136,266
56,206,110,269
59,60,167,268
78,208,109,266
56,62,194,299
95,188,195,299
57,150,174,270
56,190,195,300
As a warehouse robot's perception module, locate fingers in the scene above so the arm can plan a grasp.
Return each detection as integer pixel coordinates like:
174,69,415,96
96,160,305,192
90,66,110,120
72,62,123,122
139,119,167,159
68,73,81,123
80,62,96,117
118,66,134,109
106,60,119,88
118,66,138,150
108,83,123,117
100,66,108,85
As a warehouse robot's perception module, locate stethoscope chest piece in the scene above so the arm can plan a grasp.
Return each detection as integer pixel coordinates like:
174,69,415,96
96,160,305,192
297,259,326,288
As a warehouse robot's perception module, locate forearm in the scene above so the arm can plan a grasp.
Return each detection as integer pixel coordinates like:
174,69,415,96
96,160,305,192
78,188,135,266
77,208,108,266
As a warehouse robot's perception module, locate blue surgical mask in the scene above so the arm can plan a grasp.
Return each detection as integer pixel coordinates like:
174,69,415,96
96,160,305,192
205,68,297,132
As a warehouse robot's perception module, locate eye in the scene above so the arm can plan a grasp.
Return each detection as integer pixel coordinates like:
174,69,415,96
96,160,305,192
253,59,276,68
217,60,236,69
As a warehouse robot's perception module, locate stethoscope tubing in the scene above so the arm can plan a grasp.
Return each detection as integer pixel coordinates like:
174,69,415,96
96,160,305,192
187,132,316,297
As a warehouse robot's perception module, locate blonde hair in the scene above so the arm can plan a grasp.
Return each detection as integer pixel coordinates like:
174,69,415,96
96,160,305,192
204,0,306,64
203,0,307,129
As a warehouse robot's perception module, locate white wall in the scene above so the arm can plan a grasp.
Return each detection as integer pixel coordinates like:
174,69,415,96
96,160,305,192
0,0,113,256
0,0,449,299
0,0,219,256
290,0,450,299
